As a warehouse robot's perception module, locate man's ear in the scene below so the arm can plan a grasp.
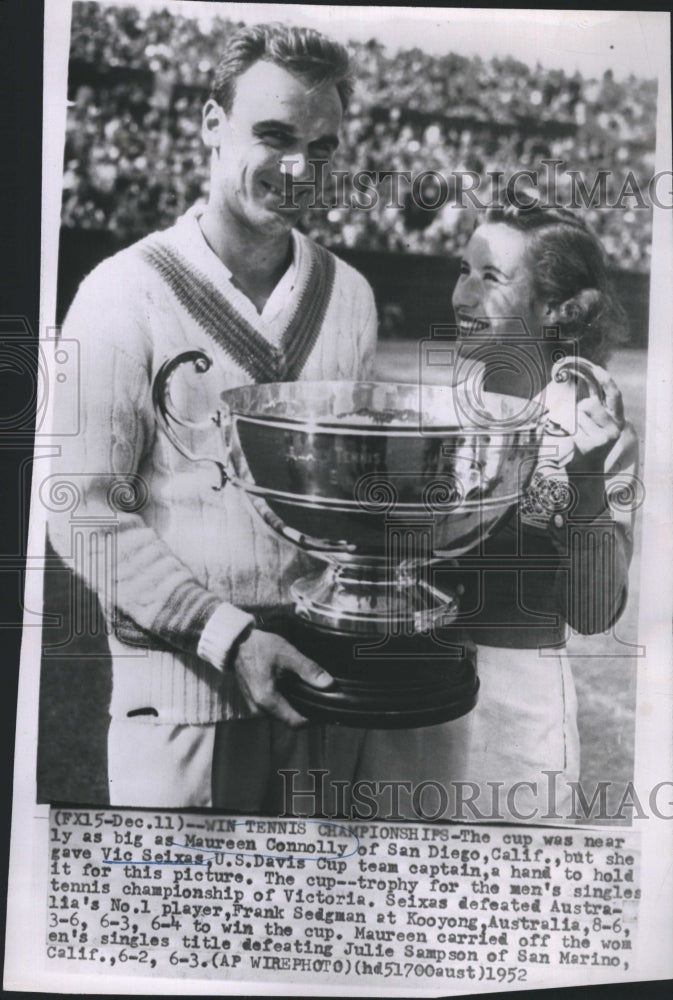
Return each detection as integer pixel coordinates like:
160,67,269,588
202,99,225,149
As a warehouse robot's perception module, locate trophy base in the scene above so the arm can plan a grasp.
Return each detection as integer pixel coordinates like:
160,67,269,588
268,614,479,729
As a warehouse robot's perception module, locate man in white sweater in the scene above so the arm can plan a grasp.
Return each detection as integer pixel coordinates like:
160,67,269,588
49,24,377,809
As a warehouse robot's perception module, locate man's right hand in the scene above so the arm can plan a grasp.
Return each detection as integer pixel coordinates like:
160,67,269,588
231,628,334,727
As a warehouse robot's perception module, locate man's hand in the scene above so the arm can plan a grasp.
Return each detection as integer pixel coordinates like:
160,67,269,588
231,628,334,727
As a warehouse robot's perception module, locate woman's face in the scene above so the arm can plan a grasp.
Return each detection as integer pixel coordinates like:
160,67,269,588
452,223,549,349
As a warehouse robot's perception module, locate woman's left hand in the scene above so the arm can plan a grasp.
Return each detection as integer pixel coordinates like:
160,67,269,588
565,362,625,517
568,362,625,467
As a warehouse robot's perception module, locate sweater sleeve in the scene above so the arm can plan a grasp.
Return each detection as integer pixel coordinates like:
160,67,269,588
356,276,379,380
546,421,639,635
329,252,378,381
47,258,253,668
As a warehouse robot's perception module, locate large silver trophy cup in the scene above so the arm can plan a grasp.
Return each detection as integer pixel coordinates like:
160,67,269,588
153,351,600,728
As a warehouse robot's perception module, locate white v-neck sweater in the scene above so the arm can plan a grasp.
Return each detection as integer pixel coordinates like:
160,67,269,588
48,209,377,723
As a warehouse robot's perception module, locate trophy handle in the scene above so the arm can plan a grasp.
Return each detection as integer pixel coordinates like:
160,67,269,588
152,350,228,491
542,356,607,437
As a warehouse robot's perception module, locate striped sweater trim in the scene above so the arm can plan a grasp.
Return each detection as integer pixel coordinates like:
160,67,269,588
140,237,336,383
114,587,222,657
281,241,336,380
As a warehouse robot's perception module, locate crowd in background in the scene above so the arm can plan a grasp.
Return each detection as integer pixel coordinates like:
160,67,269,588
63,2,658,272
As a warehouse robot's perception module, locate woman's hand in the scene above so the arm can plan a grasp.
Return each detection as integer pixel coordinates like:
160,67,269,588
564,363,625,518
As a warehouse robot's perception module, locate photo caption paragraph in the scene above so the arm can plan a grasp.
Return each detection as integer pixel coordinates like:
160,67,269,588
46,809,640,989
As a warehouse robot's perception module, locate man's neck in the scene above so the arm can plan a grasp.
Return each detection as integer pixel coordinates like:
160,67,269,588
198,205,294,314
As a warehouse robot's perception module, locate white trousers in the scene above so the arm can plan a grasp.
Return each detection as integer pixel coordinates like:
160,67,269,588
107,716,367,811
108,718,216,808
108,646,579,820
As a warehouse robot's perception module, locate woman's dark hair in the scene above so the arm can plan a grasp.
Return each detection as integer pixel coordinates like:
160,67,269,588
211,22,353,114
480,205,628,365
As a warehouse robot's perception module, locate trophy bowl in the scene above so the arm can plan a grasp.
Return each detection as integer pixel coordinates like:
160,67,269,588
220,377,542,556
152,351,599,728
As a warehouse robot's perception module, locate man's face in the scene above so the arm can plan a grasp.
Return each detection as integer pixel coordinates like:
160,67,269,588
202,60,342,236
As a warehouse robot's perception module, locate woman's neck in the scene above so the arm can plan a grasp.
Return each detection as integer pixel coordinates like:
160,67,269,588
476,342,561,398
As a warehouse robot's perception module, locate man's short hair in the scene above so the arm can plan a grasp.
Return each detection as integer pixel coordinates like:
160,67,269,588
211,22,353,113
